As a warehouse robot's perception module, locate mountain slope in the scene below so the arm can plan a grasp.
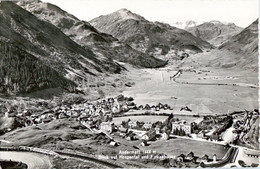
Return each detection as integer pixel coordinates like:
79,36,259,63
18,0,166,68
0,1,124,82
217,19,258,71
0,38,74,94
90,9,213,58
186,21,243,46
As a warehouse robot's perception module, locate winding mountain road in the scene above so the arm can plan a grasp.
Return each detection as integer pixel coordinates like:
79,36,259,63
0,151,52,169
203,147,239,167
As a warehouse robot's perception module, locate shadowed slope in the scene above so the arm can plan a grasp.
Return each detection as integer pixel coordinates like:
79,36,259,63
18,0,166,68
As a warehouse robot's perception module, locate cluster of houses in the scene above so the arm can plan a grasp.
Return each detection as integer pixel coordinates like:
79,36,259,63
172,121,191,135
159,151,217,168
190,115,233,141
110,115,194,145
4,93,196,143
175,152,214,164
137,103,172,111
121,120,154,130
3,94,194,147
11,95,137,129
97,120,169,144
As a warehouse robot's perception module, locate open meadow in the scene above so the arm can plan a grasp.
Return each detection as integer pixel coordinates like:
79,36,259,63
117,50,258,115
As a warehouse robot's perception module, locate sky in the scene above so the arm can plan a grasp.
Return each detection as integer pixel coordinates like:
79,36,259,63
42,0,259,28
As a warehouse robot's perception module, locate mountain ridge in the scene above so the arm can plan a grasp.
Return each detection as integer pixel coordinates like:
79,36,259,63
217,19,258,71
18,0,166,68
0,1,128,95
90,9,214,59
0,1,122,76
186,21,243,46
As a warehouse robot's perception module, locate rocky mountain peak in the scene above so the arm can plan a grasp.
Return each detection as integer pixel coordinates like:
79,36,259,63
99,8,146,23
218,19,258,71
115,8,145,21
90,9,213,57
208,20,222,25
117,8,130,12
186,20,243,46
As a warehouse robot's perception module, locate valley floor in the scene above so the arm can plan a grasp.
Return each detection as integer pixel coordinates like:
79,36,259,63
0,50,259,168
111,50,258,115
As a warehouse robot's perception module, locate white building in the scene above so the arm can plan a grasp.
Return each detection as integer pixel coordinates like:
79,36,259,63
171,122,191,134
143,122,152,129
128,121,137,128
213,154,217,162
100,122,112,133
161,132,169,140
141,134,149,141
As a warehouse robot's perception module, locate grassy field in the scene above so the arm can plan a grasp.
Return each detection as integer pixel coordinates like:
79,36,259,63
0,119,161,168
113,115,201,125
52,156,105,169
118,51,258,115
173,115,203,123
140,138,228,159
113,115,168,125
0,116,14,129
0,119,93,147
